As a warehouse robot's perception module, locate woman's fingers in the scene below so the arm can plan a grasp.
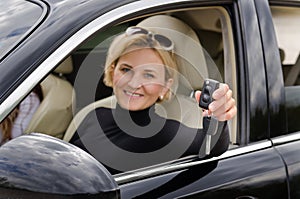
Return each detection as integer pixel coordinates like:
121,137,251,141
212,97,236,121
195,83,237,121
209,87,232,112
210,84,236,121
212,83,229,100
195,90,201,102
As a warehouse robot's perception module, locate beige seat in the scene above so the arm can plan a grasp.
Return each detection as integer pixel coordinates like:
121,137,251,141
26,57,75,139
63,15,209,142
138,15,209,95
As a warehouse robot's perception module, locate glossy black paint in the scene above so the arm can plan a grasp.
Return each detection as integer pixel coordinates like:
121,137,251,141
275,140,300,199
254,0,287,137
0,133,119,197
237,0,269,143
120,146,288,198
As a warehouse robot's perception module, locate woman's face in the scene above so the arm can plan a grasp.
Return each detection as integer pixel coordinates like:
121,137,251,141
112,48,172,111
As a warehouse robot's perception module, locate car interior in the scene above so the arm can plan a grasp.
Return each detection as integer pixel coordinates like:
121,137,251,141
272,6,300,86
63,14,210,142
62,7,238,146
25,57,74,139
271,6,300,133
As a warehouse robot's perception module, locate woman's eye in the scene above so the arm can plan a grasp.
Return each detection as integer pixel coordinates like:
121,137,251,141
120,67,131,73
144,73,155,79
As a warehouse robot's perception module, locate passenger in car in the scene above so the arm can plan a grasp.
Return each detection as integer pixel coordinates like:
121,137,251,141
0,85,43,145
70,24,237,174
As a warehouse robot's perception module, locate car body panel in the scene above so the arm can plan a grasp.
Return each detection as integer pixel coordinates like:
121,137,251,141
274,139,300,199
236,0,269,143
119,142,288,198
255,0,287,138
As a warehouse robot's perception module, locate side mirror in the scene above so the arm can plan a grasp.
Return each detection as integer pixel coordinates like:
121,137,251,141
0,133,119,198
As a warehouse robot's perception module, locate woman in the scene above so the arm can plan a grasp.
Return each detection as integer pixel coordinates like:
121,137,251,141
70,26,237,173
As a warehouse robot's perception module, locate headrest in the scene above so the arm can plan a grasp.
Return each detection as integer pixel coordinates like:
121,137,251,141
198,29,223,58
54,56,73,74
137,15,208,93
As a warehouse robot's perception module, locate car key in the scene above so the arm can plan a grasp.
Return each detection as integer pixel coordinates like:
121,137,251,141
202,116,219,155
199,79,219,109
199,79,219,158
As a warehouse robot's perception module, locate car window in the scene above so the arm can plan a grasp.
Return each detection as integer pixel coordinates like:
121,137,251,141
71,7,237,138
0,4,238,175
0,4,237,175
63,6,238,173
271,6,300,133
0,0,44,60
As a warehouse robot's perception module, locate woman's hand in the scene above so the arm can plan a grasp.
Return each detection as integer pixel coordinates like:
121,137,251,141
195,83,237,121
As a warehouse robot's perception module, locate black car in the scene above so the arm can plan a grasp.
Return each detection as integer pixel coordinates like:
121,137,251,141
1,0,300,198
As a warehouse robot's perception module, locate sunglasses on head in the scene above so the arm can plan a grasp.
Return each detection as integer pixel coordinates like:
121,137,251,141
125,26,174,51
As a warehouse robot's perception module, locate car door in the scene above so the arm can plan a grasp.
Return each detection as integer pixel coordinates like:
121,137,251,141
268,1,300,198
113,0,289,198
0,0,289,198
117,144,287,198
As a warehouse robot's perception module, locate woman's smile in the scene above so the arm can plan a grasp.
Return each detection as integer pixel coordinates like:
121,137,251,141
123,90,144,98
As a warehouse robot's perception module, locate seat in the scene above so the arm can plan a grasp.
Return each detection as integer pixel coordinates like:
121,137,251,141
138,15,209,95
285,54,300,86
198,29,224,78
25,57,75,139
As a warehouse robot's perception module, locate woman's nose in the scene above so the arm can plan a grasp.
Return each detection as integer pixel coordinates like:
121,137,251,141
127,73,142,88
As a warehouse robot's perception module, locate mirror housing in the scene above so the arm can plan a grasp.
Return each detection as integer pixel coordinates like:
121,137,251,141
0,133,119,198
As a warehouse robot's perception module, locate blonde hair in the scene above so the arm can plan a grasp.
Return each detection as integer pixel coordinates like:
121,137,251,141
103,32,178,101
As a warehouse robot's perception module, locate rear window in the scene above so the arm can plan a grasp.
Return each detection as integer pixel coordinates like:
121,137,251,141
271,6,300,133
0,0,44,59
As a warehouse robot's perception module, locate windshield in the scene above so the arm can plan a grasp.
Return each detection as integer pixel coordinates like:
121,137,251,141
0,0,43,59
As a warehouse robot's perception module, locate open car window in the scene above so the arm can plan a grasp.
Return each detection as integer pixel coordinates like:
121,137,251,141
1,5,237,175
271,6,300,134
62,6,237,173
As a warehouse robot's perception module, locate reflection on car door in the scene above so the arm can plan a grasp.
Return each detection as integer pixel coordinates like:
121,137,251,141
119,143,288,198
274,140,300,199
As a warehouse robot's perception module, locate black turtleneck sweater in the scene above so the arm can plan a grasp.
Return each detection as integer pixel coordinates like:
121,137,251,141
70,104,229,174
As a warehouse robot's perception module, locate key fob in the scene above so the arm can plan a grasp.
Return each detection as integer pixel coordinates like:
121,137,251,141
199,79,219,109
